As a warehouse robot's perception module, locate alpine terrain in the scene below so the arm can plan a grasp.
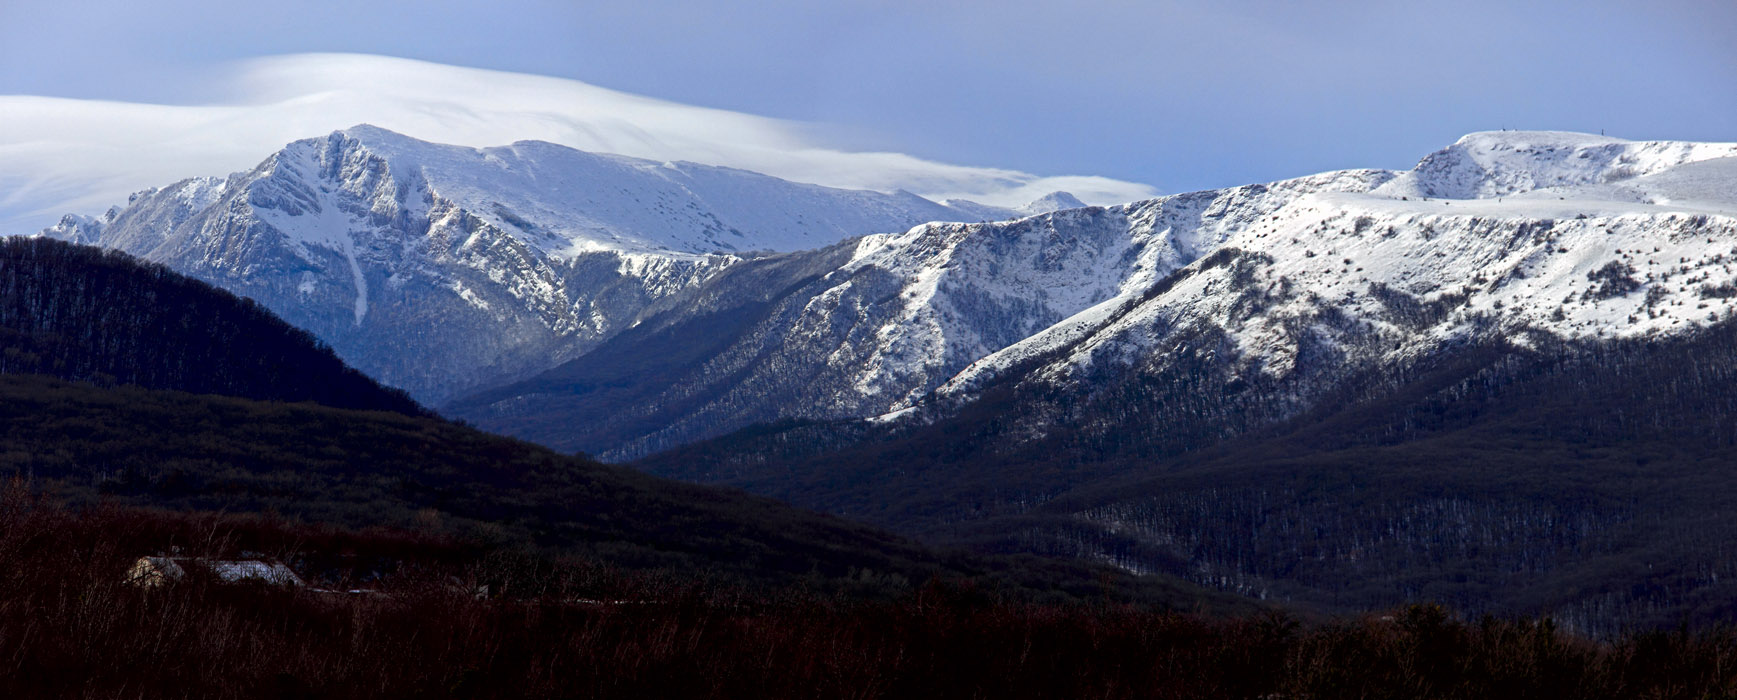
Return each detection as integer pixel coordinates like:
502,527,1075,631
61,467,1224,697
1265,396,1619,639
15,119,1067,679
456,132,1737,460
457,130,1737,630
37,125,1038,404
30,126,1737,629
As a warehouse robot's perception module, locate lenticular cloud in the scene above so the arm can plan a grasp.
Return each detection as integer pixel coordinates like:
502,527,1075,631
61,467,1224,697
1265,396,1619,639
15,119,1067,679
0,53,1157,235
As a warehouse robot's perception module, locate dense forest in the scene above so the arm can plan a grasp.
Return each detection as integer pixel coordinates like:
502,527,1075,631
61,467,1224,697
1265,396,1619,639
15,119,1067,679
976,322,1737,633
0,237,421,414
0,372,1248,606
5,487,1736,698
639,311,1737,632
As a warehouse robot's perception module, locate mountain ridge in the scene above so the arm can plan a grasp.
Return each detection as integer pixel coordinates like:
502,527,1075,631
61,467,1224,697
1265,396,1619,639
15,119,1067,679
36,126,1065,403
455,131,1737,461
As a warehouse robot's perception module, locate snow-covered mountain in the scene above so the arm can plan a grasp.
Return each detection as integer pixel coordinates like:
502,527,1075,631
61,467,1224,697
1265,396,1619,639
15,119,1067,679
583,131,1737,628
450,165,1396,458
1016,191,1090,216
453,131,1737,460
930,131,1737,416
37,125,1034,403
37,125,1737,462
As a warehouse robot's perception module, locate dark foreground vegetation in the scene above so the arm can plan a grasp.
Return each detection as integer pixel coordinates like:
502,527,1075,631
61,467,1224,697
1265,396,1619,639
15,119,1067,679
0,371,1243,608
4,486,1736,699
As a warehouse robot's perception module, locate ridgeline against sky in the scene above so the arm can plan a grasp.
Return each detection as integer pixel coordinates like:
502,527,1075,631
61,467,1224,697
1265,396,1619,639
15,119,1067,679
1,0,1731,233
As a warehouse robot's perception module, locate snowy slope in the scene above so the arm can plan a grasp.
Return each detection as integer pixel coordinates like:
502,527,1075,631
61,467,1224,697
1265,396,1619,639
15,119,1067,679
928,132,1737,411
1377,131,1737,200
36,126,1037,402
454,167,1397,458
459,131,1737,460
1017,191,1089,216
301,125,1013,256
835,168,1396,414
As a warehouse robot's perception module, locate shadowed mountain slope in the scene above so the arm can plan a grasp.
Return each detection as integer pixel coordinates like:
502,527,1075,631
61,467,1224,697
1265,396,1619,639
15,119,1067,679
1,236,420,414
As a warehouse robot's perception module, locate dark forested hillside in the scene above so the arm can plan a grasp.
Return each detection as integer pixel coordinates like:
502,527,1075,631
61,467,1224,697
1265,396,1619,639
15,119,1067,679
0,237,420,414
961,323,1737,632
0,372,1243,608
639,319,1737,631
0,235,1249,610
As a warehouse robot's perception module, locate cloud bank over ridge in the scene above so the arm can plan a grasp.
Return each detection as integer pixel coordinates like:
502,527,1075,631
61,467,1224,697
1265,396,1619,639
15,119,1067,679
0,53,1158,235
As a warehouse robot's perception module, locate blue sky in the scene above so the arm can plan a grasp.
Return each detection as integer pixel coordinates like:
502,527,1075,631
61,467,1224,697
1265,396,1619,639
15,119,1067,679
2,0,1733,230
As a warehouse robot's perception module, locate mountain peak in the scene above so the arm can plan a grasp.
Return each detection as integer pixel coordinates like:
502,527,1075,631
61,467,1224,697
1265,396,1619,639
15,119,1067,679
321,124,436,163
1018,191,1089,215
1377,130,1737,200
1453,129,1629,149
335,122,409,144
338,122,409,140
43,128,1035,403
250,127,1015,258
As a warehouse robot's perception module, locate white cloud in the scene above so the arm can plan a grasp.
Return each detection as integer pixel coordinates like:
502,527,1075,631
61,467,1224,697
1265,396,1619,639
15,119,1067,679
0,53,1157,234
